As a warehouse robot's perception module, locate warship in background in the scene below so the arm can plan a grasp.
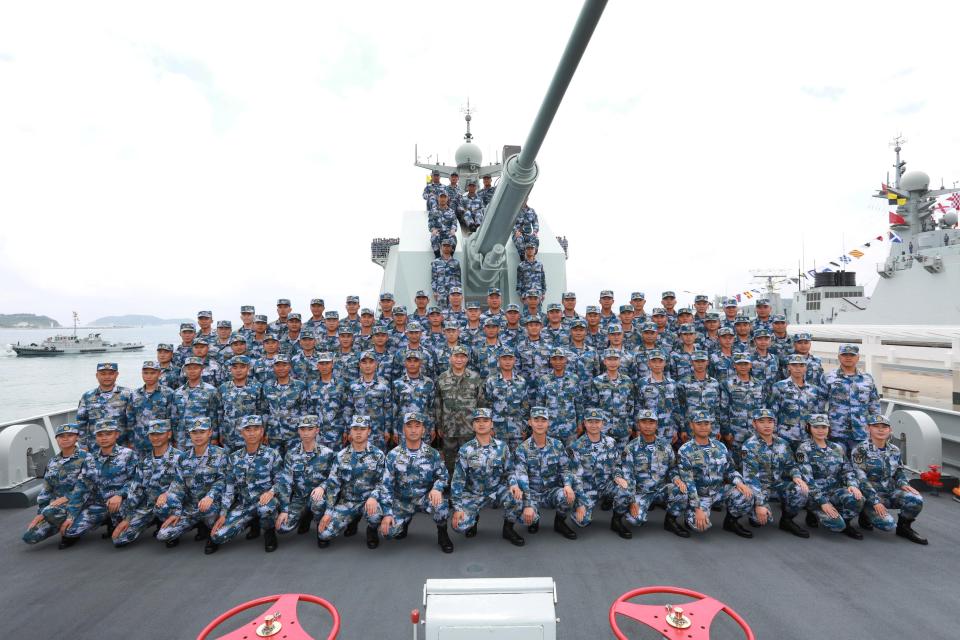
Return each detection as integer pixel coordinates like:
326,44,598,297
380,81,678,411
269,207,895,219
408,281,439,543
10,313,144,358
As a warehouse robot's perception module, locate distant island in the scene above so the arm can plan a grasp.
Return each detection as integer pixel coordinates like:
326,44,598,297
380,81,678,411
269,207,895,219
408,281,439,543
0,313,62,328
91,314,192,327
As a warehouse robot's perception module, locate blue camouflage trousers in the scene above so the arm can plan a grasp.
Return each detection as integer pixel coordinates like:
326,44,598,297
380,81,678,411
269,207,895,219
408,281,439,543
807,488,865,532
210,498,279,545
727,481,807,522
370,493,450,538
22,504,70,544
524,488,573,525
685,487,741,532
114,503,174,546
318,499,374,541
156,507,219,542
452,488,523,532
278,496,326,534
616,484,686,526
65,503,123,538
572,482,619,527
863,489,924,531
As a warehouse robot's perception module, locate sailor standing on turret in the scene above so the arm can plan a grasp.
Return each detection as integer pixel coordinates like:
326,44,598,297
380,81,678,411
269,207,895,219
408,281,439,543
513,199,540,257
423,169,445,211
461,179,485,231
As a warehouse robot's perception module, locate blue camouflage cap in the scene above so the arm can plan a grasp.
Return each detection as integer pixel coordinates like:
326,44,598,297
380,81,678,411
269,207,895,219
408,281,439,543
646,349,666,361
241,305,255,313
631,292,646,300
497,350,516,359
562,291,577,300
404,411,427,424
570,318,587,329
530,406,549,419
414,290,428,298
449,286,463,294
442,321,460,330
310,298,324,306
188,417,212,432
793,332,812,342
661,291,676,298
361,307,376,316
487,287,502,296
97,362,118,371
230,333,247,344
619,304,633,313
394,305,408,314
602,348,621,359
240,415,264,428
734,315,751,324
607,324,623,334
183,356,204,366
298,415,320,428
523,289,541,298
317,351,335,362
147,419,172,435
723,299,738,308
694,294,709,302
549,347,568,359
584,408,605,421
678,323,696,334
287,313,302,321
406,321,423,332
299,331,316,340
193,335,213,345
599,289,614,298
585,305,600,314
197,310,212,318
450,345,470,357
640,322,658,332
505,304,521,312
807,414,830,427
754,328,772,338
93,419,120,434
651,308,666,316
706,312,720,321
217,320,232,329
465,302,481,310
756,298,771,306
427,306,442,314
157,343,174,351
277,298,291,305
839,344,859,355
350,415,371,429
787,354,807,365
141,360,160,370
753,408,775,421
440,237,455,246
734,352,752,363
547,303,562,311
692,350,709,361
254,315,268,323
262,334,279,342
690,410,714,423
55,423,81,436
346,295,360,303
772,314,786,323
380,292,395,301
471,408,493,421
483,317,501,327
524,315,543,325
718,327,735,336
867,414,891,426
229,355,252,366
324,311,339,319
678,307,693,316
404,349,423,360
359,350,377,361
636,409,658,421
337,326,354,335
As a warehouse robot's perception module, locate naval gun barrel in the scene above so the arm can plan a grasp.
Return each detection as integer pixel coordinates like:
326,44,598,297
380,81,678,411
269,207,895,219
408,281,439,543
471,0,607,258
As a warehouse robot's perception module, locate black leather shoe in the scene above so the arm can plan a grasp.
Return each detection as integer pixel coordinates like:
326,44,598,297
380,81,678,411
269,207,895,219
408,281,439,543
805,510,819,528
610,513,632,540
858,510,874,531
366,525,380,549
165,537,180,548
842,520,864,540
664,514,690,538
502,519,525,547
896,516,928,545
779,514,810,538
528,520,540,534
723,513,753,539
465,522,478,538
297,512,312,535
58,536,78,550
245,518,261,540
264,528,278,552
344,514,361,537
395,520,410,540
204,539,219,555
600,496,614,511
101,523,114,539
437,525,454,553
553,514,577,540
317,538,330,548
194,523,210,541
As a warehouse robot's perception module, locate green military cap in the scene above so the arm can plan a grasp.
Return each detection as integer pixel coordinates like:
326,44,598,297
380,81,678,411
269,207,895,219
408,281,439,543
450,345,470,357
147,419,172,435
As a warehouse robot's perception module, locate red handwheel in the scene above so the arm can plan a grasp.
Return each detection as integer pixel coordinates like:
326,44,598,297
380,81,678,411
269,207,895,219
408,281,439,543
197,593,340,640
609,586,754,640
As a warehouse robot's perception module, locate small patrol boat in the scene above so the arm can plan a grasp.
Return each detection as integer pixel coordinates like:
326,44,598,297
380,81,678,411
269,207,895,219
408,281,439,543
11,312,144,357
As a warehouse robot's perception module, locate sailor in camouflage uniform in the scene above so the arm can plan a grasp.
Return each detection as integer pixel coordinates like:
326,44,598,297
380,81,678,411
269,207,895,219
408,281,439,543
274,416,335,538
729,408,810,538
76,362,135,449
130,360,176,454
344,351,394,448
542,303,568,347
436,345,486,473
566,319,601,382
532,348,584,447
291,331,321,385
749,329,780,395
850,414,927,544
767,354,826,448
59,420,138,547
305,353,348,448
589,349,636,447
472,318,507,380
500,304,524,351
513,407,579,540
614,409,689,538
675,411,753,537
249,315,271,359
269,298,292,336
718,353,765,464
208,415,282,553
669,324,700,381
516,243,546,297
318,311,341,353
478,173,496,206
428,192,459,257
317,416,386,549
676,350,721,441
185,337,224,388
278,313,303,357
423,169,445,210
173,323,197,369
824,345,881,455
332,328,362,385
238,305,257,339
431,238,462,305
253,336,283,384
790,332,825,386
461,179,485,231
173,356,221,447
751,298,774,334
371,412,453,553
112,420,183,547
795,414,865,539
708,327,737,385
513,200,539,257
156,343,180,390
484,352,529,452
450,409,525,545
217,355,263,451
568,408,621,531
636,350,680,444
560,291,581,327
22,424,91,547
391,349,437,440
262,354,308,454
211,320,234,363
517,315,552,383
156,417,226,552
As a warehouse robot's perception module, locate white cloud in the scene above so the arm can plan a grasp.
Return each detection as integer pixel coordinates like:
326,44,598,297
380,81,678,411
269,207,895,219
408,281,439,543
1,0,959,325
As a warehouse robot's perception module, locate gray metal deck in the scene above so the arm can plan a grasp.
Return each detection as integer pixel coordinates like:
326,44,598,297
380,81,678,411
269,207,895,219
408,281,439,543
2,495,958,640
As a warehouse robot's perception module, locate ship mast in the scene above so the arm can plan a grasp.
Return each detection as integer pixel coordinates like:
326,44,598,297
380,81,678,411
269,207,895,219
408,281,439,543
891,135,907,189
72,311,78,338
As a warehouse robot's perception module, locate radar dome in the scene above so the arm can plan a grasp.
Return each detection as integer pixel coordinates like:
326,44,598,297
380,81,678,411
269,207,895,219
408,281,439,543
899,171,930,192
455,142,483,167
943,211,958,226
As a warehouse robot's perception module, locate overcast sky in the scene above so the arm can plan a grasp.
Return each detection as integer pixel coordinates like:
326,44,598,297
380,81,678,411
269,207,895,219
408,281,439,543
2,1,959,325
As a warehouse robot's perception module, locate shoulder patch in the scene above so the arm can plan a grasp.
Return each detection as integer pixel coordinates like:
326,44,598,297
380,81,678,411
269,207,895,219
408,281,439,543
851,450,865,465
795,451,806,463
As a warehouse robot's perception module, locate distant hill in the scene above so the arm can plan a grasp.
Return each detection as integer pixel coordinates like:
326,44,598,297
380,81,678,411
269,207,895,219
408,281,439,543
91,315,191,327
0,313,62,328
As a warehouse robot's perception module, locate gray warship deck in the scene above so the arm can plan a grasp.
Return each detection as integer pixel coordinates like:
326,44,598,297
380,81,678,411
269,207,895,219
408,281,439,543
2,496,958,640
